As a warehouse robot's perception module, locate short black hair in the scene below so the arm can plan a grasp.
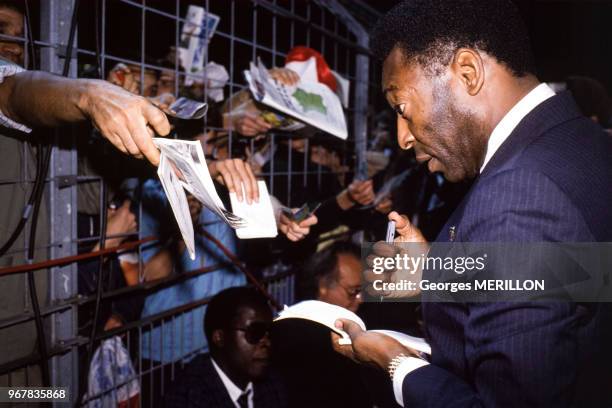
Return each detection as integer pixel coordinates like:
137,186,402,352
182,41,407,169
371,0,536,77
297,241,360,301
204,286,271,344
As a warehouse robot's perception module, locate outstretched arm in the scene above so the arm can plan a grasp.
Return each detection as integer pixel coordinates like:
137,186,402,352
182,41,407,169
0,71,171,165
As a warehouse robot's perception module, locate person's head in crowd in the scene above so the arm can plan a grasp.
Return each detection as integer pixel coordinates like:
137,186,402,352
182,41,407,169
154,51,180,97
565,76,612,127
298,241,363,312
156,66,176,97
204,287,273,388
107,62,158,97
0,0,25,65
372,0,538,183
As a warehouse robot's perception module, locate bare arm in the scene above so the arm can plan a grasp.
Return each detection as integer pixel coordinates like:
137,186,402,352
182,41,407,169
143,249,174,282
0,71,171,165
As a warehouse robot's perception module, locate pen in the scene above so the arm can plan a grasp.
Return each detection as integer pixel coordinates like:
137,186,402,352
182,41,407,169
386,220,396,243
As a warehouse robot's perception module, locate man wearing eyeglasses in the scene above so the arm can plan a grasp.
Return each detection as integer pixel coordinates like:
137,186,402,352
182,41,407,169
297,240,363,313
164,286,287,408
271,241,373,408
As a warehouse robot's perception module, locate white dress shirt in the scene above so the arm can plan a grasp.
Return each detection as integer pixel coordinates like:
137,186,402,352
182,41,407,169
392,82,556,407
211,358,254,408
480,83,555,172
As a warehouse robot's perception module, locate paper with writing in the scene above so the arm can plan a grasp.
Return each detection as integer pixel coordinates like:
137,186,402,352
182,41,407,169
244,59,347,140
154,138,246,259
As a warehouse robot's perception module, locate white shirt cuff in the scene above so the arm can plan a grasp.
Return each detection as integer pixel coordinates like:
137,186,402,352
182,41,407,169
0,62,32,133
392,357,430,407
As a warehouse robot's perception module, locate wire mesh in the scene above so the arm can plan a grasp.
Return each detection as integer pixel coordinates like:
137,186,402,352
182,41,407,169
0,1,381,406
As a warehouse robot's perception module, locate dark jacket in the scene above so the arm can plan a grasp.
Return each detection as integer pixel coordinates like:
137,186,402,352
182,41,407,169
164,354,288,408
402,92,612,407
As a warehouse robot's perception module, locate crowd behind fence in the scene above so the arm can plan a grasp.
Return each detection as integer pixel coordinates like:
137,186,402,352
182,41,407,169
0,0,382,406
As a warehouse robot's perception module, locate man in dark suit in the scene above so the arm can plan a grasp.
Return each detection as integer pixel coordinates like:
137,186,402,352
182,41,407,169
164,287,287,407
334,1,612,407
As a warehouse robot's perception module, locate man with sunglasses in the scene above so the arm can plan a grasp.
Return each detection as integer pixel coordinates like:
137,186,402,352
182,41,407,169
165,287,287,408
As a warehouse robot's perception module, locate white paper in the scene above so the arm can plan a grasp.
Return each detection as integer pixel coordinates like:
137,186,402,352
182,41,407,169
284,58,351,108
230,181,278,239
244,59,348,140
275,300,431,354
332,70,350,109
275,300,366,345
203,62,229,102
178,5,220,86
285,57,319,84
153,138,246,259
156,153,196,259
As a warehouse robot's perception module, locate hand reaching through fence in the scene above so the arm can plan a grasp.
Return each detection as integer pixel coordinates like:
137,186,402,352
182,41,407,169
79,79,171,165
268,67,300,86
107,63,139,94
347,179,375,206
233,112,272,136
278,211,318,242
0,70,172,165
92,200,137,252
208,158,260,204
335,179,376,210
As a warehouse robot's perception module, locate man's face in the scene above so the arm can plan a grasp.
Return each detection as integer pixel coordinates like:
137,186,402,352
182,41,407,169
107,63,158,97
318,253,363,313
0,7,24,65
130,66,158,97
222,306,272,380
157,69,176,96
382,47,486,182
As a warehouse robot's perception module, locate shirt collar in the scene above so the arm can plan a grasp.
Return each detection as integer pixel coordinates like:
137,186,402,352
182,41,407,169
211,357,253,406
480,83,555,172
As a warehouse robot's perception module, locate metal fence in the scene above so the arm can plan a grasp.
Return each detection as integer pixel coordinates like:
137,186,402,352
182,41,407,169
0,0,376,406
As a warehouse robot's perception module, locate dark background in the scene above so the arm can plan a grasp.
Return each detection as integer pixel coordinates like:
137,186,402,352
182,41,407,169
516,0,612,92
368,0,612,94
29,1,612,96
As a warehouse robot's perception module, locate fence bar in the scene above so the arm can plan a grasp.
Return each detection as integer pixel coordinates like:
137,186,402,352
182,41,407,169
39,0,80,400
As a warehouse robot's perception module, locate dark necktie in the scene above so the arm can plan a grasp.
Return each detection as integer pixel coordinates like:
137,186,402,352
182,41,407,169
237,389,251,408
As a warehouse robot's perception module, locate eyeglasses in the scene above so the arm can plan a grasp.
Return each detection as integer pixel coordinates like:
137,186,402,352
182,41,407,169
231,321,271,345
336,281,362,300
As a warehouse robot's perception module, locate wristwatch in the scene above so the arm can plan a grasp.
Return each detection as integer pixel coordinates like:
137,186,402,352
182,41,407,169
388,353,410,380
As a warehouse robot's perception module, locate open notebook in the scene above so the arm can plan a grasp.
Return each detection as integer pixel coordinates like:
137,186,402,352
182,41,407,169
275,300,431,355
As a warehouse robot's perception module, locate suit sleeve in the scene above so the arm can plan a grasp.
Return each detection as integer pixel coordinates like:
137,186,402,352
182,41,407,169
401,168,594,408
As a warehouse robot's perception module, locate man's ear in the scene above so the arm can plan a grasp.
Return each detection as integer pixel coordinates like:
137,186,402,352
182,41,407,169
212,329,225,348
452,48,485,96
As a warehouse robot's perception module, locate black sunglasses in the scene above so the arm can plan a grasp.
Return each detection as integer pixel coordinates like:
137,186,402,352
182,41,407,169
231,321,271,345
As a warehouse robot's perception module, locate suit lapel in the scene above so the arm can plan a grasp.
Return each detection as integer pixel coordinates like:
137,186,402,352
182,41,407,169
200,357,237,408
480,91,583,180
434,91,583,244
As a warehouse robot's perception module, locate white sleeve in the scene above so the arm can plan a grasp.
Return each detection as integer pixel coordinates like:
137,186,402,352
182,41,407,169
392,357,430,407
0,60,32,133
